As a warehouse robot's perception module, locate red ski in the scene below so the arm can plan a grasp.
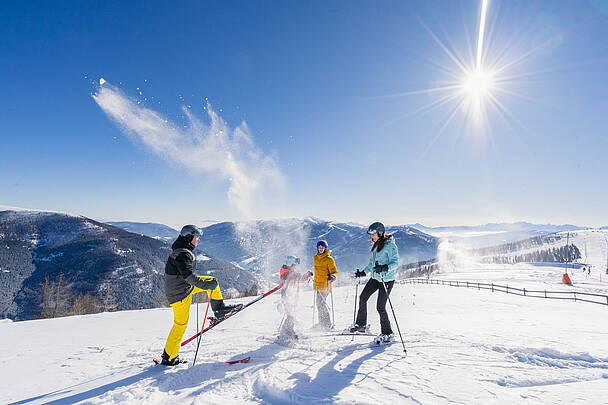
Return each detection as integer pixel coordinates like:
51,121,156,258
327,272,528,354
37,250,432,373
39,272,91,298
226,356,251,365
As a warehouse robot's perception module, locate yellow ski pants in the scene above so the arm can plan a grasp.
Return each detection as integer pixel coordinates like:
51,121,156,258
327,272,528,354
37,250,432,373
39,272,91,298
164,276,223,359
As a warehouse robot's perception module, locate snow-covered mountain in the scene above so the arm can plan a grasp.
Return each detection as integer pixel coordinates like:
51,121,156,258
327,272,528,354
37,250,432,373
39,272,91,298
0,210,258,321
408,229,608,281
105,221,179,241
199,218,439,278
469,229,607,271
411,221,588,248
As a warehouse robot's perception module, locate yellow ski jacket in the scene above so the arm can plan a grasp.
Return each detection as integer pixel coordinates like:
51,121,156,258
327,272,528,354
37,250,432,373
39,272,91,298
312,249,338,292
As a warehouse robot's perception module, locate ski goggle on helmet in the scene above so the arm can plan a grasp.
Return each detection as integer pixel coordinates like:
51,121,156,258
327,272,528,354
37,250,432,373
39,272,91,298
180,224,203,237
286,256,300,266
317,240,328,249
366,222,385,237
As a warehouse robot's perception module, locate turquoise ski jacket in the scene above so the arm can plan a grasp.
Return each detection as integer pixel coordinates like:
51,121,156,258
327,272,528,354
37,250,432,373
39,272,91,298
363,235,399,282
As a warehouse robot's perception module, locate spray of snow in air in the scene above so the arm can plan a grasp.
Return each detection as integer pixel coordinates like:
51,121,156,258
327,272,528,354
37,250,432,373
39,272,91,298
92,79,284,219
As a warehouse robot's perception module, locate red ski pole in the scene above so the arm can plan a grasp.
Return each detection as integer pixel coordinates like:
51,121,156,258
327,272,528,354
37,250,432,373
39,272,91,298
192,293,211,366
181,281,285,346
196,293,199,343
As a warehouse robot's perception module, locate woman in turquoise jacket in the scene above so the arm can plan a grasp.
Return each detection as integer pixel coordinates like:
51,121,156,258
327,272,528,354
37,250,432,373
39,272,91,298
349,222,399,343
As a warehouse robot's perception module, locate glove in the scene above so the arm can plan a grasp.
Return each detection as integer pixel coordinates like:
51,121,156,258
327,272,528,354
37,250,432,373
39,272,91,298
327,274,336,282
374,261,388,273
305,271,313,278
354,269,365,278
202,277,218,291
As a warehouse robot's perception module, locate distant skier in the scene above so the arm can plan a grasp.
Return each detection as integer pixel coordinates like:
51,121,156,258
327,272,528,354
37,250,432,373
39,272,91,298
312,240,338,330
277,255,303,343
349,222,399,344
161,225,240,366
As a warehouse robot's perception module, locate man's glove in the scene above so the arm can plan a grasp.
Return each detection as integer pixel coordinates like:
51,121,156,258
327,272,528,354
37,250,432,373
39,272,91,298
201,277,218,291
327,274,336,282
374,261,389,273
354,269,366,278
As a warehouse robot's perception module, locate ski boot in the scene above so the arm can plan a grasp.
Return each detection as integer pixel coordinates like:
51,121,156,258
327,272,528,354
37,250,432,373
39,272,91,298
346,323,371,334
373,333,394,345
210,300,244,324
160,350,183,366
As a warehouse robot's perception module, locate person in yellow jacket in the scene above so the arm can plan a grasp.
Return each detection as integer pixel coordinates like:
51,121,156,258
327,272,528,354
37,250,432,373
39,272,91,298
311,240,338,329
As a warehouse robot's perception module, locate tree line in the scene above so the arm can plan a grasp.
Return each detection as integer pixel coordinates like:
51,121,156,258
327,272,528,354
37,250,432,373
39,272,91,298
38,273,118,319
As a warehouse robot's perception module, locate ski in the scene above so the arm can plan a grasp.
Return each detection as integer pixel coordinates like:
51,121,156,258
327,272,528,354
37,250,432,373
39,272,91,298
329,333,376,337
226,356,251,365
182,282,285,346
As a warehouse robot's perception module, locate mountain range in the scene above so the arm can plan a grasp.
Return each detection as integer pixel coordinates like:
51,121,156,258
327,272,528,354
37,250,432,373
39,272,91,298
409,221,591,248
0,210,256,321
196,218,439,278
105,221,179,241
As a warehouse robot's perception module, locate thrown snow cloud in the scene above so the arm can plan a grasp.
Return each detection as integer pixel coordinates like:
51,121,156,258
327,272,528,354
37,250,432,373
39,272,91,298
92,80,284,218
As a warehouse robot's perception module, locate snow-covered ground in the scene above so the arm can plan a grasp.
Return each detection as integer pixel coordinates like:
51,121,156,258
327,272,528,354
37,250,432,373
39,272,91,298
435,229,608,293
3,264,608,404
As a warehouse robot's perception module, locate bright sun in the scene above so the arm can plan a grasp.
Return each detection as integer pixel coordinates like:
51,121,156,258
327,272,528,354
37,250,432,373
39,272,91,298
463,69,493,99
377,0,544,139
461,68,495,126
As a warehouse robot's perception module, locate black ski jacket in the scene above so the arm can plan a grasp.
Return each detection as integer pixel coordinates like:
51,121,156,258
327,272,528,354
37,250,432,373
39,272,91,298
164,237,215,305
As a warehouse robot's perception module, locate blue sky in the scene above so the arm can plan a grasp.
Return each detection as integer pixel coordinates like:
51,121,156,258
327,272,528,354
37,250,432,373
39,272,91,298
1,0,607,229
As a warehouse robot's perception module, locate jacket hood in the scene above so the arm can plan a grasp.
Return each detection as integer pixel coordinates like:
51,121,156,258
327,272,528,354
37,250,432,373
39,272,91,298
171,235,195,251
317,249,331,258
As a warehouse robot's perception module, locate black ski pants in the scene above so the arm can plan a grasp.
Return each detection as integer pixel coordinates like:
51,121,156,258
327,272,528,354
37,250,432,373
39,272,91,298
355,278,394,335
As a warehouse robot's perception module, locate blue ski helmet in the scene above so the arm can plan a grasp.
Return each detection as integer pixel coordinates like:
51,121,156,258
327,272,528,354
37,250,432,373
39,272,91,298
286,255,300,266
317,240,328,249
367,222,385,237
180,224,203,238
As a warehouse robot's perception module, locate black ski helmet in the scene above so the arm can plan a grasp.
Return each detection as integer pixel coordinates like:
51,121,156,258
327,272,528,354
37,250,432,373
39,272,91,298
367,222,385,237
317,240,328,249
180,224,203,238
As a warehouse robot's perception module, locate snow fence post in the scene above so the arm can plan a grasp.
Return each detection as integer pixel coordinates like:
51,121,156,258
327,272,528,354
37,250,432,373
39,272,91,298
523,288,526,296
491,283,494,292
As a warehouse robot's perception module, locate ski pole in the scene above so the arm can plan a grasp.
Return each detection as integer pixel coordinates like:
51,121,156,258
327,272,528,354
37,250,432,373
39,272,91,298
182,281,285,346
316,288,331,311
192,293,211,366
312,284,316,327
277,313,286,332
353,277,359,326
380,273,407,354
196,293,200,347
330,281,335,329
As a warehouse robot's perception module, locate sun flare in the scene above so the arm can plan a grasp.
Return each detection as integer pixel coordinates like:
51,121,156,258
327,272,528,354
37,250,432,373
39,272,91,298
376,0,548,139
461,68,495,125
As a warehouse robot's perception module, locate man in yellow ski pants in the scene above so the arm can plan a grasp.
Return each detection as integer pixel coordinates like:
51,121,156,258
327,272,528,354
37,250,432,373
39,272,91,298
161,225,238,366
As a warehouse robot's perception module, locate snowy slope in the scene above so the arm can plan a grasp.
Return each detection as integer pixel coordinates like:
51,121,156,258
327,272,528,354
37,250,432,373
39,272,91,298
3,266,608,404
